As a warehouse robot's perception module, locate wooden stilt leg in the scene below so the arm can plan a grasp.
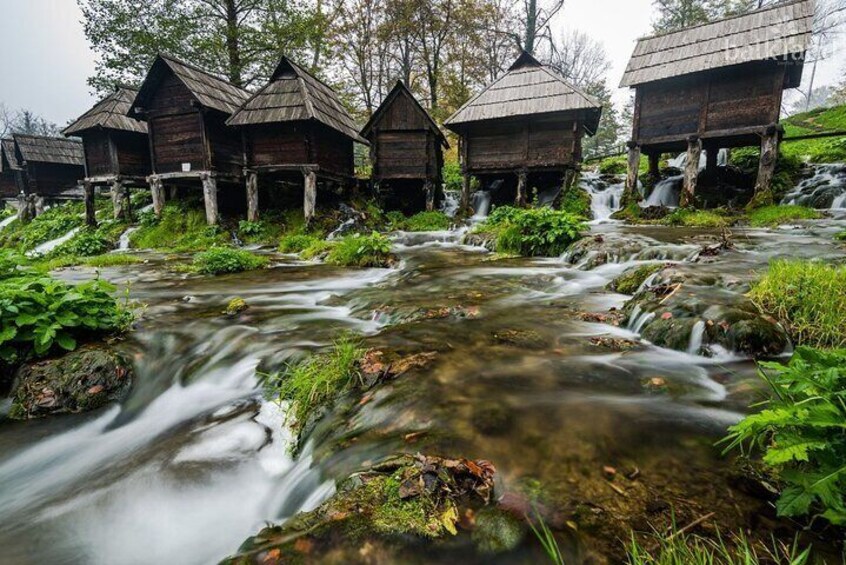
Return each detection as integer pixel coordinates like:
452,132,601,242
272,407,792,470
648,153,660,183
246,171,259,222
150,177,165,219
515,171,528,207
304,170,317,223
202,174,219,226
34,196,45,217
460,173,471,211
112,180,126,220
681,136,702,208
84,181,97,227
424,179,435,212
18,193,32,224
753,125,781,207
624,141,642,206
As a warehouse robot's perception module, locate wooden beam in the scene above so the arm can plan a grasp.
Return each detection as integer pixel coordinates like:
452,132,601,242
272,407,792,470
111,179,127,221
201,174,218,226
623,141,642,206
304,170,317,222
83,181,97,227
754,124,781,205
150,176,165,218
681,136,702,208
246,171,259,222
515,170,528,207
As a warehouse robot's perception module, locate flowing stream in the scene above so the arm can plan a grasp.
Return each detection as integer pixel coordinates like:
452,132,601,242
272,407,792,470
0,213,18,232
2,213,846,563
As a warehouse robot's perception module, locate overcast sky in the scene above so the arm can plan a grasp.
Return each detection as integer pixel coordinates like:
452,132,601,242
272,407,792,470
0,0,843,126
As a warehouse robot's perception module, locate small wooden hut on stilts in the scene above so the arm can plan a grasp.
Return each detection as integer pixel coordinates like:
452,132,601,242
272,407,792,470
10,134,86,221
619,0,814,207
128,54,251,225
63,87,151,227
444,51,602,211
226,57,366,223
360,81,448,213
0,139,23,201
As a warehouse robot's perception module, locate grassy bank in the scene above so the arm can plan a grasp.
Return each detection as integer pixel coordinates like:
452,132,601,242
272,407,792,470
781,104,846,164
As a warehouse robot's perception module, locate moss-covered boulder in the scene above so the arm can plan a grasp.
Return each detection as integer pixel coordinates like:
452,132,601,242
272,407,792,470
608,264,666,295
564,234,660,270
223,454,496,564
9,345,133,419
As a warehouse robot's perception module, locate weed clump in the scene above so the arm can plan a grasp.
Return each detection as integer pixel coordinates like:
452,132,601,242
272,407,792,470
661,208,730,228
474,206,585,257
746,205,820,227
326,232,395,268
192,247,268,275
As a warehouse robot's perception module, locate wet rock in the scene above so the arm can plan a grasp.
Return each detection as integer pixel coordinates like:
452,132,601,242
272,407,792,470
564,234,659,270
588,337,639,351
492,328,546,349
471,508,526,554
9,345,133,419
224,454,497,564
223,297,248,316
608,264,667,295
462,231,497,251
360,350,439,385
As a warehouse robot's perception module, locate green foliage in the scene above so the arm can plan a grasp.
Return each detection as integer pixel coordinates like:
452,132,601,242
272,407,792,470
558,186,592,218
836,231,846,242
0,273,133,366
747,206,821,227
724,348,846,526
238,220,264,238
443,160,463,192
192,247,268,275
49,229,110,258
782,104,846,164
389,211,452,232
129,204,229,252
260,335,364,426
0,202,85,252
238,216,286,246
749,260,846,348
596,154,647,176
661,209,730,228
0,250,26,280
731,149,804,201
278,234,322,254
326,232,394,268
476,207,586,257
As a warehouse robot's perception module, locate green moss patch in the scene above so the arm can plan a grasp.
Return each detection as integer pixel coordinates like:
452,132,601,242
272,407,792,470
661,209,731,228
129,203,230,252
746,205,821,227
609,264,666,295
389,211,452,232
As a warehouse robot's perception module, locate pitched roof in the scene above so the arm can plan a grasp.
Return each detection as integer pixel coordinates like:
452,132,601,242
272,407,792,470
1,138,21,171
360,81,449,148
130,54,251,117
444,51,603,134
227,57,367,144
12,134,85,167
620,0,815,87
63,87,148,136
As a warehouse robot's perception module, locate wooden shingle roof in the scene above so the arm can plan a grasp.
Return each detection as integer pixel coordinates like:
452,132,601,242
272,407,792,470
130,54,251,117
445,52,603,134
361,81,449,148
12,134,85,167
227,57,367,144
620,0,815,87
63,87,147,136
1,138,21,171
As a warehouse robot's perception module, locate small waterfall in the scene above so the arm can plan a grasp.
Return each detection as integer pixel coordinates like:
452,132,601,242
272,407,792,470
0,213,18,232
687,320,706,355
627,305,655,334
581,173,623,221
441,191,460,218
643,175,683,207
27,226,82,257
667,149,725,170
328,218,355,240
782,165,846,209
470,191,492,219
117,227,139,251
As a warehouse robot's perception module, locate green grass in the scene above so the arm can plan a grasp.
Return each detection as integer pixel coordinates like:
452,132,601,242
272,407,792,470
749,260,846,348
781,104,846,164
661,209,730,228
558,186,592,218
0,202,85,252
325,232,394,268
129,203,229,252
747,205,821,227
836,230,846,242
279,233,322,254
596,154,648,176
192,247,268,275
390,211,452,232
260,335,365,426
34,253,144,271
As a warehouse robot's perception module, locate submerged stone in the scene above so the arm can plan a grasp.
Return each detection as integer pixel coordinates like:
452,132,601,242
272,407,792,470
9,345,133,419
471,508,526,554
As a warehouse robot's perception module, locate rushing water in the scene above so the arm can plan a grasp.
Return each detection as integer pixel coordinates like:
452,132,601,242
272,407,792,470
1,213,846,563
470,190,492,218
643,175,683,207
0,213,18,232
581,173,623,221
782,164,846,209
27,226,82,257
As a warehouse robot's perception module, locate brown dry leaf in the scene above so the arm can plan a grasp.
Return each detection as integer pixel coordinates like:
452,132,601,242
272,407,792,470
360,350,386,375
87,385,105,395
293,538,313,554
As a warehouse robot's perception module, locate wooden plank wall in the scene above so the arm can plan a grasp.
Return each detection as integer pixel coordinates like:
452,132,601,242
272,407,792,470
0,172,18,198
83,131,114,177
206,113,243,175
147,73,208,174
374,130,429,179
310,124,354,177
113,131,152,178
28,163,85,196
246,123,309,167
466,117,578,172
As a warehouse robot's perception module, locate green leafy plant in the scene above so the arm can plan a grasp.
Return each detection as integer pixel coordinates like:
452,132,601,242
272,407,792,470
259,334,365,427
49,229,110,258
747,205,820,227
130,204,229,251
0,273,133,366
749,260,846,348
723,347,846,526
278,234,321,254
192,247,268,275
388,211,452,232
326,232,395,268
476,207,586,257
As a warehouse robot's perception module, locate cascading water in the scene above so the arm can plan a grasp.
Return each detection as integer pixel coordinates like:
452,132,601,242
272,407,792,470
440,191,460,217
117,226,139,251
0,212,18,232
470,190,492,219
643,175,683,207
580,173,623,222
781,164,846,209
667,149,727,170
27,226,82,257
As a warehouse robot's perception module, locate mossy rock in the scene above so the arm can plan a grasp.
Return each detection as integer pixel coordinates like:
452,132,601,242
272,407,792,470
9,345,133,419
471,508,526,554
609,264,666,295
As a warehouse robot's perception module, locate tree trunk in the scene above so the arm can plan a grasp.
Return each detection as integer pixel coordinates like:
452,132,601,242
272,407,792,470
246,171,259,222
225,0,242,87
681,136,702,208
304,171,317,222
202,175,219,226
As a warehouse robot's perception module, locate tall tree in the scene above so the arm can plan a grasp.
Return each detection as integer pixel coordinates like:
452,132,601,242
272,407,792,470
520,0,564,54
651,0,712,33
0,107,59,137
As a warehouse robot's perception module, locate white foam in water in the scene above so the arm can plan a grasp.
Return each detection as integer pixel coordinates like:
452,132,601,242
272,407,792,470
27,226,82,257
782,165,846,209
687,320,706,355
117,226,139,251
580,173,623,222
0,212,18,231
643,175,682,207
441,191,460,218
470,190,492,219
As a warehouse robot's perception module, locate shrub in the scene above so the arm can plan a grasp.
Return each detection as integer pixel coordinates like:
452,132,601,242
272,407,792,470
279,233,322,254
238,220,264,238
443,160,463,192
661,209,730,228
49,229,110,258
749,260,846,348
0,273,133,366
260,335,365,427
0,250,26,280
301,239,334,261
747,205,820,227
326,232,395,268
192,247,268,275
391,211,452,232
557,186,592,218
476,207,586,257
723,348,846,526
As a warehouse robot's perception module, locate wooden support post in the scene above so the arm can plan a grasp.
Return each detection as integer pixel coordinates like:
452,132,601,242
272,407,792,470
681,136,702,208
83,181,97,227
424,179,436,212
623,141,642,206
150,176,165,218
34,196,45,217
304,170,317,223
111,179,127,220
201,174,219,226
705,147,718,173
648,153,660,183
246,171,259,222
18,193,32,224
515,170,528,207
460,174,471,211
754,125,781,206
